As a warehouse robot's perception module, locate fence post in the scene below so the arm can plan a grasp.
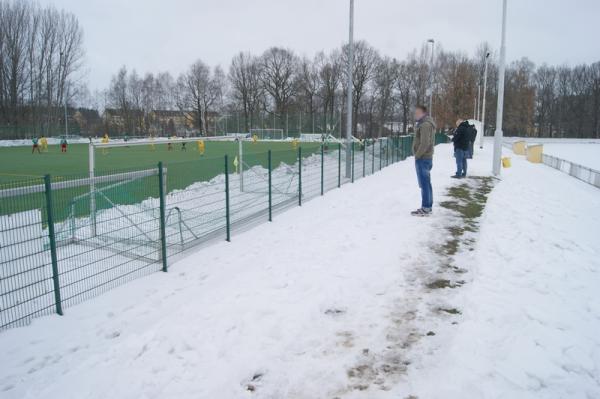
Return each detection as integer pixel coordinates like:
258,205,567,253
268,150,272,221
44,174,63,316
225,155,231,241
372,139,375,173
362,141,366,177
157,162,168,272
298,147,302,206
338,142,341,188
386,140,389,166
320,144,324,196
351,142,355,183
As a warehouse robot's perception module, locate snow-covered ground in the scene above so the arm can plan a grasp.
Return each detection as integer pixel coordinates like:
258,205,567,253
543,143,600,171
1,140,599,399
503,137,600,171
399,147,600,399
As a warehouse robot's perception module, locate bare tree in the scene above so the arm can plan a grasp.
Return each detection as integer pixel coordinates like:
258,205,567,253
372,56,396,137
341,40,379,135
0,0,83,137
298,55,320,132
395,61,414,134
534,65,557,137
229,52,263,131
260,47,298,114
177,60,224,135
316,49,342,130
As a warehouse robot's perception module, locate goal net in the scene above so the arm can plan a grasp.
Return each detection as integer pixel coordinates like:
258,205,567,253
249,129,285,140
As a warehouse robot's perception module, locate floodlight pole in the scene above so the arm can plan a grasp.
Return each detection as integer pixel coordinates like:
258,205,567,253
88,142,97,237
479,52,490,149
60,52,68,139
476,83,481,120
493,0,508,176
345,0,354,178
427,39,435,118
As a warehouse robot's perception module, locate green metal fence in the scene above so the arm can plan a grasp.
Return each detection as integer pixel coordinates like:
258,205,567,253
0,134,445,330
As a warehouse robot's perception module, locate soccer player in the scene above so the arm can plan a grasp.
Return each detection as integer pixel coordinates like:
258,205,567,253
252,134,258,143
31,137,41,154
197,140,205,156
181,142,187,151
39,136,48,152
101,133,109,155
60,137,68,153
292,138,299,149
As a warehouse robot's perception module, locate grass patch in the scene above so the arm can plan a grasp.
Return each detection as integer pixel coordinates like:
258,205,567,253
438,307,462,315
426,279,464,289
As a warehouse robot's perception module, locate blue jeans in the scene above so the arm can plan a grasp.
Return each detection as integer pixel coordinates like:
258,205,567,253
415,159,433,209
455,149,468,177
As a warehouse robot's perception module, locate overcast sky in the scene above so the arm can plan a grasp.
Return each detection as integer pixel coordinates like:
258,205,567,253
40,0,600,91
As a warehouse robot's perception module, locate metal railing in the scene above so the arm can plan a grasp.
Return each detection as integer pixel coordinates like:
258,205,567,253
0,135,441,330
542,154,600,189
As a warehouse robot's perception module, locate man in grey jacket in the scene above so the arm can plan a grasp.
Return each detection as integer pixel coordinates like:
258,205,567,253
411,105,436,216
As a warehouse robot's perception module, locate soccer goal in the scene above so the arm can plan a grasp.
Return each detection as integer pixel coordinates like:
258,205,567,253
249,129,285,140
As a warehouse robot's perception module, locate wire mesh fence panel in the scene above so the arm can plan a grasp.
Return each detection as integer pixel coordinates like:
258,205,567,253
0,178,57,329
322,142,341,193
300,145,323,201
50,168,163,308
161,157,230,258
230,151,271,228
1,135,430,330
269,148,301,211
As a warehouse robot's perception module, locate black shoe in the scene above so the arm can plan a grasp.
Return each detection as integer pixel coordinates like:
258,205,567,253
411,208,432,217
451,175,462,179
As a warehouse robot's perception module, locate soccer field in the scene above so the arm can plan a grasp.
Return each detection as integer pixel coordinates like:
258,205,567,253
0,139,337,219
0,140,326,186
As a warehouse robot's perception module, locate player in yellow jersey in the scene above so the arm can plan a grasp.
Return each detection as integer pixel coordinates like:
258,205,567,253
39,136,48,152
197,140,205,156
252,134,258,143
292,138,299,149
101,133,109,155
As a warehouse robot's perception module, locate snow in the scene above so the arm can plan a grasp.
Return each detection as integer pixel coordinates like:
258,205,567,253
503,137,600,171
542,143,600,171
397,148,600,399
1,140,599,398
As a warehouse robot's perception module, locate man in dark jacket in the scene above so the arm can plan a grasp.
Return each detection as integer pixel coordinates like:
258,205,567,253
411,105,436,216
452,119,471,178
467,122,477,159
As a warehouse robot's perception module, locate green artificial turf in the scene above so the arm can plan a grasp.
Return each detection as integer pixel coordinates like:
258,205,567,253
0,140,332,220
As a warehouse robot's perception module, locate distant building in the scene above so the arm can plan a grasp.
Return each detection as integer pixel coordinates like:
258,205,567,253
148,110,195,136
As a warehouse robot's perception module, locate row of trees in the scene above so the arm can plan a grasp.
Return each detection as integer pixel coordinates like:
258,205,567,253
2,0,599,138
0,0,84,136
103,41,600,139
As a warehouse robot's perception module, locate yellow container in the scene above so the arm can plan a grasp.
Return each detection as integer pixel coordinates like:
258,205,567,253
512,141,526,155
502,157,511,168
526,144,543,163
